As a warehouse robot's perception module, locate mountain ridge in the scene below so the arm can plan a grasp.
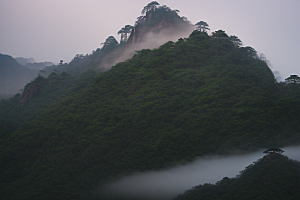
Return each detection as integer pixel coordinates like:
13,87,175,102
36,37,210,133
0,54,39,99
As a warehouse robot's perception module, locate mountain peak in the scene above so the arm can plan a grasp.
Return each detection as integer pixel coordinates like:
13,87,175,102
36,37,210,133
127,3,193,45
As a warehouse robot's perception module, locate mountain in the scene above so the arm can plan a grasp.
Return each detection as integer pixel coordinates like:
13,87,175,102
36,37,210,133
127,4,192,45
0,2,300,200
0,69,96,139
40,3,192,77
14,57,54,70
1,30,300,199
24,61,55,70
173,153,300,200
0,54,39,99
14,57,35,65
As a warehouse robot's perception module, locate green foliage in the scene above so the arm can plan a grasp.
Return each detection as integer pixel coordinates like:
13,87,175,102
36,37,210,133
118,25,134,43
285,74,300,84
0,70,97,139
195,21,210,32
101,36,119,51
212,30,229,38
173,154,300,200
141,1,160,14
0,29,300,200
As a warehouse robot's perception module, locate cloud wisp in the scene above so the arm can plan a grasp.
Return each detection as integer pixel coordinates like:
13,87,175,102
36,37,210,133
105,145,300,199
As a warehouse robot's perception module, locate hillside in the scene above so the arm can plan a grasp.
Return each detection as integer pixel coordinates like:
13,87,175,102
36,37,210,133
173,153,300,200
1,2,300,200
0,54,39,99
1,29,300,200
0,69,96,139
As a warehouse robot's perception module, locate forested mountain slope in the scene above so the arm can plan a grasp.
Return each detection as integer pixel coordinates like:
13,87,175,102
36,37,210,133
0,69,97,139
173,153,300,200
1,30,300,200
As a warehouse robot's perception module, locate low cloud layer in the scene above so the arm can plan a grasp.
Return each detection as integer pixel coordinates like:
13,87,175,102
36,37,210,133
105,145,300,199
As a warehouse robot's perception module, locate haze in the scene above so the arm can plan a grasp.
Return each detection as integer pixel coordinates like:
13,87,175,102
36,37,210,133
0,0,299,81
106,145,300,200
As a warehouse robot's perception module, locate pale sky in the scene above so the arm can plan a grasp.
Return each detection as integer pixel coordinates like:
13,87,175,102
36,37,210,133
0,0,299,80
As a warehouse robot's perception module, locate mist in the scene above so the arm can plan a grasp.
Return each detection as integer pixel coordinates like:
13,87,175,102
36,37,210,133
98,26,194,71
0,54,40,99
105,145,300,200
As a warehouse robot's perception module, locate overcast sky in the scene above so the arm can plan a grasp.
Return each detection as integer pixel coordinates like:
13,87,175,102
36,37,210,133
0,0,299,80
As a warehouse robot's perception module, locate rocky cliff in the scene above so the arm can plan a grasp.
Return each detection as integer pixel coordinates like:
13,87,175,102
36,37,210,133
127,5,193,45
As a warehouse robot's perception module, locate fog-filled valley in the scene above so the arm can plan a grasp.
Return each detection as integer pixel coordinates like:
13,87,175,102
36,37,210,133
106,145,300,200
1,1,300,200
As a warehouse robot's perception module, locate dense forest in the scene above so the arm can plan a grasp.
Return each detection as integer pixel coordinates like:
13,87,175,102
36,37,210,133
1,2,300,200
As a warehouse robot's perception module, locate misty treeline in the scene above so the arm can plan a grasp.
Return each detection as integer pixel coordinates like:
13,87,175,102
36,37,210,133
1,28,300,199
173,154,300,200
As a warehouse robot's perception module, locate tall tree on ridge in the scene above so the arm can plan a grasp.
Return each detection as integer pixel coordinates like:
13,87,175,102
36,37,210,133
101,36,118,51
141,1,160,14
195,21,210,32
229,35,243,47
118,25,134,43
285,75,300,84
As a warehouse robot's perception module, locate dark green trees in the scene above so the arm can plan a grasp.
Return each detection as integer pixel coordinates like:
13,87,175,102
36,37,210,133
212,30,229,38
229,35,243,47
263,148,284,154
285,75,300,84
118,25,134,43
173,154,300,200
101,36,119,51
195,21,210,32
141,1,160,14
1,19,300,200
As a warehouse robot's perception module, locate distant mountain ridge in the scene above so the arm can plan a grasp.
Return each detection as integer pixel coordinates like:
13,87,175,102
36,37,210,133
14,57,35,65
14,57,54,70
0,54,39,99
24,61,54,70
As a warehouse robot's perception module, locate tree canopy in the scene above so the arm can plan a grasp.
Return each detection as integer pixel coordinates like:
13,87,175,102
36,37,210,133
195,21,210,32
141,1,160,14
229,35,243,47
285,74,300,84
263,148,284,154
212,29,229,38
101,36,119,51
173,154,300,200
118,25,134,43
